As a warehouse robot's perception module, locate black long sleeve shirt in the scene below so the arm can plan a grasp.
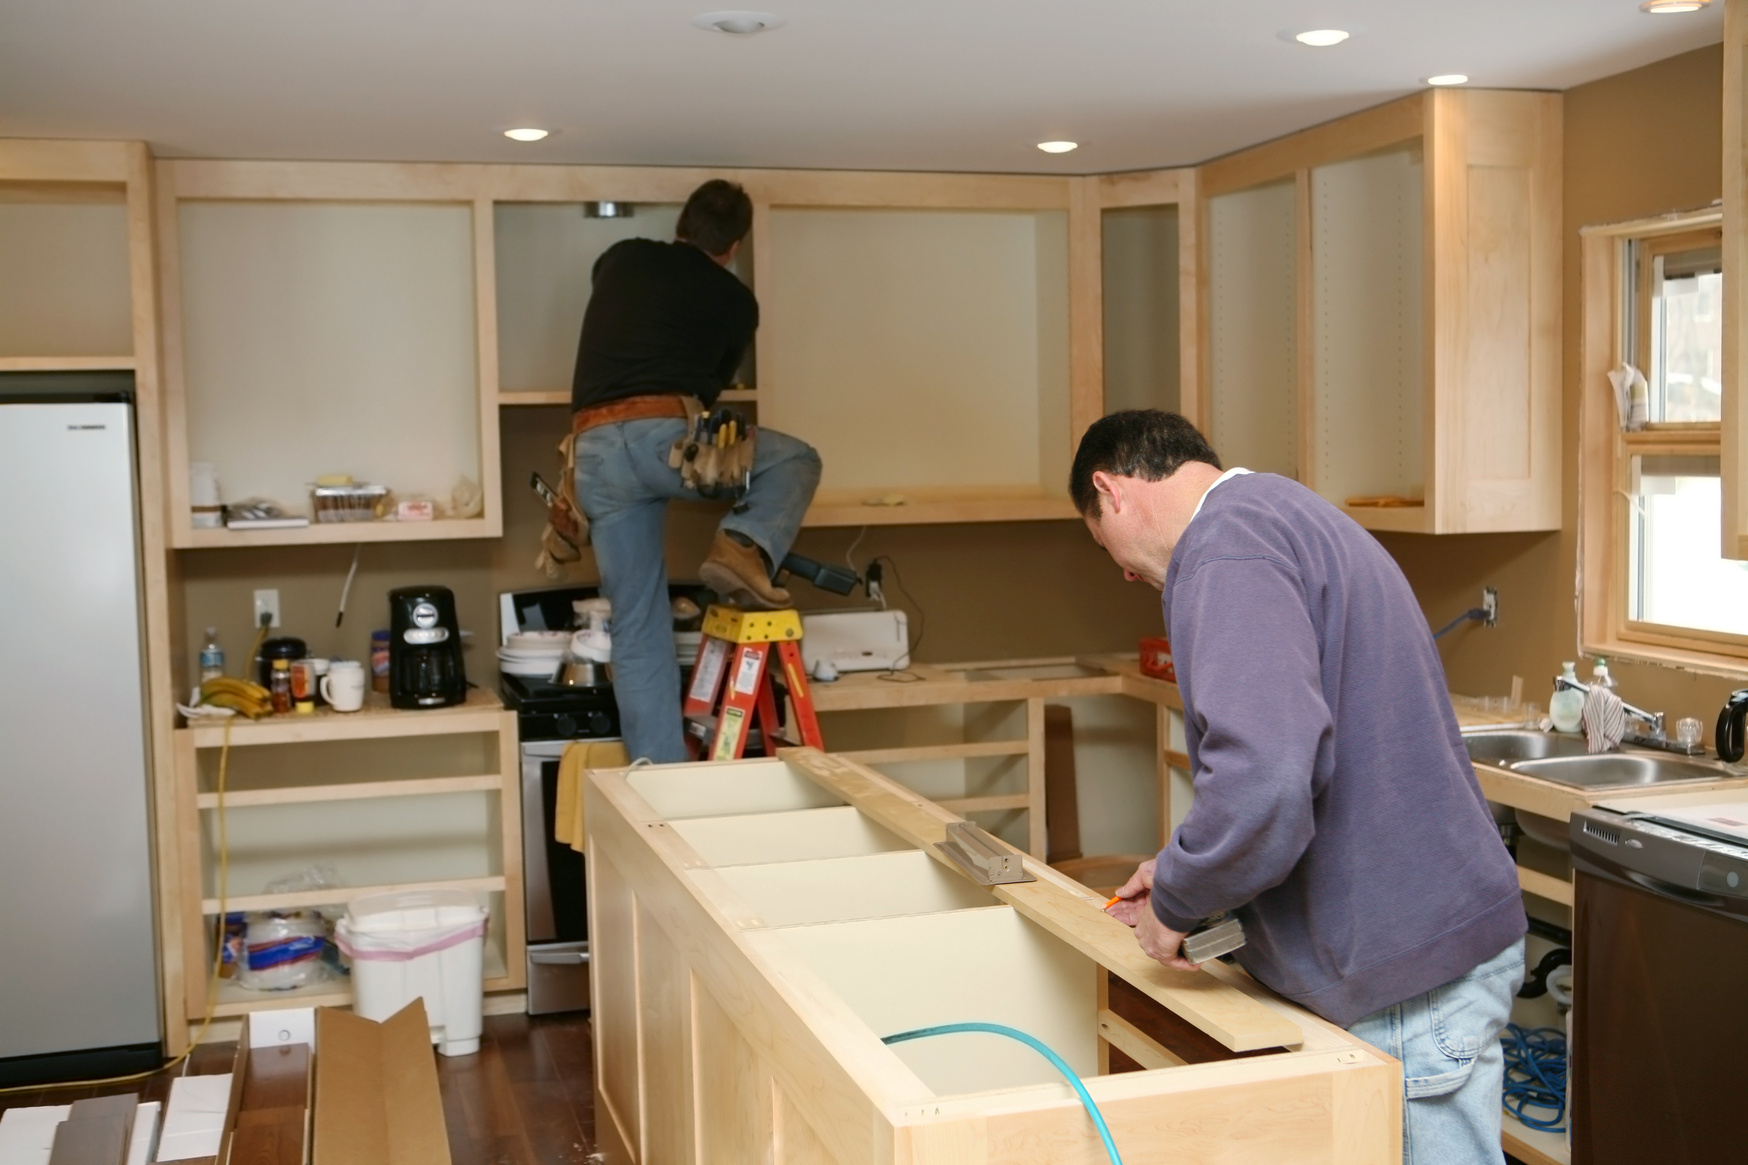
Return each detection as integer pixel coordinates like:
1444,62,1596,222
570,238,758,411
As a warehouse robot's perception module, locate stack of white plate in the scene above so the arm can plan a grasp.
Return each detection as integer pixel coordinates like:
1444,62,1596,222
497,630,570,678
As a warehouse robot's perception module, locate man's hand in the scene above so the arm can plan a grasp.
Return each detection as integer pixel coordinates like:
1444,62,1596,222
1104,857,1203,973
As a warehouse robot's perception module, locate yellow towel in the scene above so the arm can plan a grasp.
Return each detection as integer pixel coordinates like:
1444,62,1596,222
553,739,630,854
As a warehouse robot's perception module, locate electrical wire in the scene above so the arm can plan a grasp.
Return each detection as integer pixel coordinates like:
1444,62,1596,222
870,554,926,683
1432,607,1489,641
0,717,233,1095
843,525,868,572
1501,1023,1567,1132
882,1023,1123,1164
335,543,363,628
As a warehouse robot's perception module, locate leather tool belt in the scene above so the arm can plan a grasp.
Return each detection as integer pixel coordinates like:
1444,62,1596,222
570,392,696,437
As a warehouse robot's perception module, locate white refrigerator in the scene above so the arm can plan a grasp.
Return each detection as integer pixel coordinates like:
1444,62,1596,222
0,374,162,1083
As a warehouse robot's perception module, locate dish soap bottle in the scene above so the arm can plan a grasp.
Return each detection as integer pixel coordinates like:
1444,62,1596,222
1591,657,1616,690
199,627,225,682
1550,662,1584,733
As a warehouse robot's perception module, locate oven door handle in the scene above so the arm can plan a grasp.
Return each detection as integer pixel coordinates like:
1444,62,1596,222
530,949,591,965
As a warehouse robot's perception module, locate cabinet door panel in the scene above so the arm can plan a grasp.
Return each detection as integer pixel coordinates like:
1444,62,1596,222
1208,181,1297,477
1310,144,1425,505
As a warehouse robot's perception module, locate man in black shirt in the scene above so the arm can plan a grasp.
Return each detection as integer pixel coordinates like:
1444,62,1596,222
570,180,821,762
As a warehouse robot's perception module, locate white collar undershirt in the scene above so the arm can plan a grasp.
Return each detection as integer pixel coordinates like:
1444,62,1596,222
1189,466,1253,523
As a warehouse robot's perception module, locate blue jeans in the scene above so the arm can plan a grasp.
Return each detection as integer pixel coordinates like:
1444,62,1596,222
1348,939,1525,1165
573,416,821,763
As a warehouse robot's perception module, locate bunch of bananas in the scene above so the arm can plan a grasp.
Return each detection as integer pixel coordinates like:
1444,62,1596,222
199,676,274,719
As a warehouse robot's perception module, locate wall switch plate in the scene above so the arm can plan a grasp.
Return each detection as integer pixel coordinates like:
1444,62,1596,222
1482,586,1499,628
254,589,281,628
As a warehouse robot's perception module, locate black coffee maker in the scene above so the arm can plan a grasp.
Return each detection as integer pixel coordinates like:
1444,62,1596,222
388,585,467,709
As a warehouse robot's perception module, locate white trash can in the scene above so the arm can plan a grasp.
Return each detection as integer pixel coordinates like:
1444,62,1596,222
336,888,487,1056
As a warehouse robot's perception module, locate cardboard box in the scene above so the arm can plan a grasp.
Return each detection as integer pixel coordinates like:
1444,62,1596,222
217,1001,449,1165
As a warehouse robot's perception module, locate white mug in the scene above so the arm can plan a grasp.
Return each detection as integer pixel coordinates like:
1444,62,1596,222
322,660,367,712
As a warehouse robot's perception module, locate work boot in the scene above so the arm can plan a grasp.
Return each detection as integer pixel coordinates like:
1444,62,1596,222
699,530,792,610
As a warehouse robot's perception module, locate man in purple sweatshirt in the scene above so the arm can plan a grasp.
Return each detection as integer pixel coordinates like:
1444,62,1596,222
1074,411,1525,1164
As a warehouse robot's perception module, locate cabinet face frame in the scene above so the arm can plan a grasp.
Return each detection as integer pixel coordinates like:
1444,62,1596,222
1194,89,1562,535
155,160,507,548
1723,0,1748,559
587,749,1399,1165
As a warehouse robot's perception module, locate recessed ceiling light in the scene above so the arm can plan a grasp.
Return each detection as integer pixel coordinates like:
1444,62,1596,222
1640,0,1710,12
1426,74,1470,87
693,10,785,35
504,128,550,142
1037,141,1079,154
1294,29,1351,47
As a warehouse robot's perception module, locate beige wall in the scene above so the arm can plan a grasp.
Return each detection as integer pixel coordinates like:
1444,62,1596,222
181,400,1164,678
1378,43,1733,729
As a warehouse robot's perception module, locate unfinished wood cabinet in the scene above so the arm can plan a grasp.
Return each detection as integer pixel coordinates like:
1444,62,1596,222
1723,0,1748,559
164,691,525,1036
587,748,1398,1164
1198,89,1562,534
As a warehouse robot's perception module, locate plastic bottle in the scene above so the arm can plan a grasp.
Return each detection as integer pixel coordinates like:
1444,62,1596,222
270,657,294,714
199,627,225,682
1550,662,1584,733
1591,657,1616,690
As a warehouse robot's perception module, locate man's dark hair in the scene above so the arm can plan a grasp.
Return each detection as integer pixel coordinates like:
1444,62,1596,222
1069,410,1222,517
677,180,753,256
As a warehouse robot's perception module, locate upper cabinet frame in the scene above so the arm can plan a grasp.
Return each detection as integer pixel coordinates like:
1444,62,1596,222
1722,0,1748,559
1196,89,1563,534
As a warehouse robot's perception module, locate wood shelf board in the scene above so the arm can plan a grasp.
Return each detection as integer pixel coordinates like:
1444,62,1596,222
497,388,756,407
208,936,509,1018
836,740,1031,765
202,874,506,915
802,491,1079,528
1515,865,1574,908
197,773,503,809
1343,504,1434,534
809,668,1125,712
1501,1109,1568,1165
182,688,505,748
0,355,134,371
174,517,501,549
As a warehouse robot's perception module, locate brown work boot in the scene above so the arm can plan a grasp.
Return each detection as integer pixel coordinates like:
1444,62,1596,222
699,530,792,610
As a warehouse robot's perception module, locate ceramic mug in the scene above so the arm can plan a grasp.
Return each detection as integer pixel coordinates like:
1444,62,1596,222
321,660,367,712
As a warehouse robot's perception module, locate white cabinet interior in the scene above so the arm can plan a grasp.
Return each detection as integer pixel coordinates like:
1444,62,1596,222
492,202,683,397
1309,143,1426,505
0,193,134,360
1100,203,1181,416
1207,178,1297,479
759,207,1071,505
175,200,483,522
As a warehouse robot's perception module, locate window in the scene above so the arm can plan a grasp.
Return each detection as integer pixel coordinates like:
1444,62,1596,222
1579,213,1748,669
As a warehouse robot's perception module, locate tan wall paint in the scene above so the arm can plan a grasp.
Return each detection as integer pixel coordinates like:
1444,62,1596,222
181,400,1162,680
1378,43,1734,731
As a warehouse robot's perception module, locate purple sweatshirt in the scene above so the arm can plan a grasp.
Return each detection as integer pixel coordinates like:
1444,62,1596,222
1152,472,1524,1027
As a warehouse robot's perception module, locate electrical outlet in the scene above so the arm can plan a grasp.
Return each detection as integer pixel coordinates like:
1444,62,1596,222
1482,586,1499,628
254,588,281,629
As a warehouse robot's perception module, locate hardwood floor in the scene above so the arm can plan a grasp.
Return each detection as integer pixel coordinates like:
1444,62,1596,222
0,1014,602,1165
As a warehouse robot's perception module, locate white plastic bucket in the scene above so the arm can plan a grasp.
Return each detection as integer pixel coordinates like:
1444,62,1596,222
336,889,488,1056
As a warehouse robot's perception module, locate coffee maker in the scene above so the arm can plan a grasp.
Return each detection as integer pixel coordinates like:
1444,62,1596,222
388,585,467,709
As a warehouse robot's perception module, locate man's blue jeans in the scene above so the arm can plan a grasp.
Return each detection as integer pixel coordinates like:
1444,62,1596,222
574,416,821,763
1348,938,1526,1165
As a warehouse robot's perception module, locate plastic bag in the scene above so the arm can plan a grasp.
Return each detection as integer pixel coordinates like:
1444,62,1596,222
235,911,331,991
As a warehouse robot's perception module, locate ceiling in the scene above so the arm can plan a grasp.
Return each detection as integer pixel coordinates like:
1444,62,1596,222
0,0,1725,175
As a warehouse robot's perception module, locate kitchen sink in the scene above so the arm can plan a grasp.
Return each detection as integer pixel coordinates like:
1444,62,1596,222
1508,753,1735,789
1462,730,1592,765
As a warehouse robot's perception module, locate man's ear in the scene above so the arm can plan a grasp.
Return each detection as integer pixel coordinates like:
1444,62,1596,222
1091,470,1122,514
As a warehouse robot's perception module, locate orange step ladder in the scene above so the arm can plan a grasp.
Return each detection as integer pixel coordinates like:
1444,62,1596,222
682,605,824,760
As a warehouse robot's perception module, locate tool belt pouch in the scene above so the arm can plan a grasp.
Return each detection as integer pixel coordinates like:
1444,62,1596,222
668,405,756,501
536,431,591,579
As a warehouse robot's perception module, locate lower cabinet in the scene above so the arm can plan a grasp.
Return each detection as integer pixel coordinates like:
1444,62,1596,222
586,749,1398,1164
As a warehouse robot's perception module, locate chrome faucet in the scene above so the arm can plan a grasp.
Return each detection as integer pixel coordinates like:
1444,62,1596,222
1553,675,1700,755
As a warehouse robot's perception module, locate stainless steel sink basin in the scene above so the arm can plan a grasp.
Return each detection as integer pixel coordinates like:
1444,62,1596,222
1462,730,1592,765
1509,753,1734,789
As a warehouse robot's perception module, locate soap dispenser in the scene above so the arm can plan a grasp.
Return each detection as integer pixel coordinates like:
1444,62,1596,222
1591,657,1616,690
1551,663,1585,733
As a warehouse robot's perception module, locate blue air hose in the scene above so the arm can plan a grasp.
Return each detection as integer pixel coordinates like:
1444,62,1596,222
881,1022,1123,1164
1501,1023,1567,1132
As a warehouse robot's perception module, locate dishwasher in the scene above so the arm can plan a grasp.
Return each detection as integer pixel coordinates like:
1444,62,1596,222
1568,800,1748,1164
